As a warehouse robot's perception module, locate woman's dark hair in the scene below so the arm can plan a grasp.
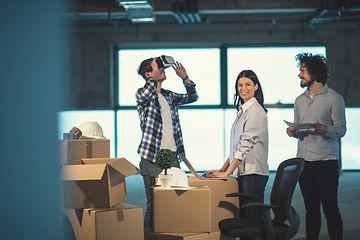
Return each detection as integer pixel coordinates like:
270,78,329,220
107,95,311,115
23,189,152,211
295,52,329,84
137,58,153,79
233,70,267,113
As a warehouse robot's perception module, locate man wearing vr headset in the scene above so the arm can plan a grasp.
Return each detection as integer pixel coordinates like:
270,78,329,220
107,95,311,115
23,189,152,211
136,56,198,228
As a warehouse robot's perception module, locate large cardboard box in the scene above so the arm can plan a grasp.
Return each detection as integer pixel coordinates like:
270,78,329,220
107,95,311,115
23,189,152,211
61,158,139,209
144,230,234,240
187,177,239,231
59,139,110,165
63,203,144,240
154,187,211,233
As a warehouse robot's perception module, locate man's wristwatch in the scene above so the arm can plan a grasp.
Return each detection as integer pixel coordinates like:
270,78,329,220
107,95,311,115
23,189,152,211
182,75,189,81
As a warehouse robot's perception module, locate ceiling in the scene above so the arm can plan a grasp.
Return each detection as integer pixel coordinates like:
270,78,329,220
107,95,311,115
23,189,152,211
62,0,360,28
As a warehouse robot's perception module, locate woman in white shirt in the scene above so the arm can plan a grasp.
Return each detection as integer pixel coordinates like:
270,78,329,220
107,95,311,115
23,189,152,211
203,69,269,219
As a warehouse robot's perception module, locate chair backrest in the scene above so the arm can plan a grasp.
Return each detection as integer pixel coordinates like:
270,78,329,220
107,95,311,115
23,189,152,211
270,158,305,223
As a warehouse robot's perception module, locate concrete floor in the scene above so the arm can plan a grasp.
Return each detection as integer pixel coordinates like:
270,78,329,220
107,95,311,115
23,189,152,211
123,171,360,240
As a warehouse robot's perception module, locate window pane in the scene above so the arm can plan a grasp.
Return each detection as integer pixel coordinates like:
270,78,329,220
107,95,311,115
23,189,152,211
224,108,237,162
225,108,297,171
342,108,360,170
179,109,225,171
227,46,326,105
120,109,225,171
57,110,115,157
267,108,298,170
116,110,142,167
119,48,220,106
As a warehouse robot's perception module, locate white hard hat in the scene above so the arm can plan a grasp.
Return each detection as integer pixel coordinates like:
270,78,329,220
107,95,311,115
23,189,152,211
159,167,189,187
77,121,107,139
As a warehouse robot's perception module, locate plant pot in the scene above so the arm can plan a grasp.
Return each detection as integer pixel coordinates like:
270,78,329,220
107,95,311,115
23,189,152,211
158,174,173,189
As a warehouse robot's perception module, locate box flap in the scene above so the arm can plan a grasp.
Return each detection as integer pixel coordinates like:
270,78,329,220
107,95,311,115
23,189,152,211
107,158,139,177
82,158,139,177
87,202,142,213
81,158,116,165
61,164,107,181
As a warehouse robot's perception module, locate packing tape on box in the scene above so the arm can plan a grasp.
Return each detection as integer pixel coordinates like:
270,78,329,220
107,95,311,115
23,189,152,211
116,208,124,222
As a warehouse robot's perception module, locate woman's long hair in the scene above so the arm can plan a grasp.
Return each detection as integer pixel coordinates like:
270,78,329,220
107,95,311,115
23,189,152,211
233,70,267,113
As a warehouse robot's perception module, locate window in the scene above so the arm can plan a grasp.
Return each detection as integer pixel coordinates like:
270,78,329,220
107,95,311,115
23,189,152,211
227,46,326,105
117,48,221,168
116,110,142,166
342,108,360,170
179,109,225,170
58,44,360,171
118,48,220,106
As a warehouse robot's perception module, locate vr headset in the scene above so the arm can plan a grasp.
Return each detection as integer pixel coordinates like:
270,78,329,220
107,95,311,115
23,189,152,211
156,55,175,69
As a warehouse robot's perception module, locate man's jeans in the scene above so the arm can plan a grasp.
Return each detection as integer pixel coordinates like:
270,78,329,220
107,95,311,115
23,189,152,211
299,160,343,240
140,156,180,229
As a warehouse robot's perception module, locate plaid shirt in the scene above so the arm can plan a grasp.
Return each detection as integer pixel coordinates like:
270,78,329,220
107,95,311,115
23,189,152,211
136,78,198,162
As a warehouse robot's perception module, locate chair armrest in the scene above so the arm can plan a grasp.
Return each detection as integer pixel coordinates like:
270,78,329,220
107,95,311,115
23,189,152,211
226,193,260,219
225,192,258,199
242,202,279,210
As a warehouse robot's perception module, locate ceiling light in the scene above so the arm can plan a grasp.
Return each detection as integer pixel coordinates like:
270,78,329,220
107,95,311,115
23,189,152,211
128,9,155,23
118,1,148,4
122,4,153,10
117,0,153,10
131,17,155,23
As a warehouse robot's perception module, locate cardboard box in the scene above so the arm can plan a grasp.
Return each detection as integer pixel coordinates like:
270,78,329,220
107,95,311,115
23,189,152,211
59,139,110,165
187,177,239,231
61,158,139,209
63,203,144,240
144,230,234,240
154,187,211,233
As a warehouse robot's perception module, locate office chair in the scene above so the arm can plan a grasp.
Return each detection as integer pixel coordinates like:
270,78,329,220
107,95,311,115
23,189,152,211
219,157,305,240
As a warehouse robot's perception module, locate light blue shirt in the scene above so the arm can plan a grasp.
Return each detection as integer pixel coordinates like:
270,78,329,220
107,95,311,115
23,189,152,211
293,84,346,161
228,97,269,176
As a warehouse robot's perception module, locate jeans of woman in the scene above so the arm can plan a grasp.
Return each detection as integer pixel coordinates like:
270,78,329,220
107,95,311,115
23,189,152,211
237,174,269,219
299,160,343,240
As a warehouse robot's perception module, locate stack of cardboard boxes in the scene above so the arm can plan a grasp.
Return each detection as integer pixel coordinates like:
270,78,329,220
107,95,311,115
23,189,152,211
145,177,240,240
60,138,144,240
59,138,241,240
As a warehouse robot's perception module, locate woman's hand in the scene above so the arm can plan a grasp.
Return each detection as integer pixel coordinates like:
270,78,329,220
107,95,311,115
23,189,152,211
203,170,229,178
202,170,219,177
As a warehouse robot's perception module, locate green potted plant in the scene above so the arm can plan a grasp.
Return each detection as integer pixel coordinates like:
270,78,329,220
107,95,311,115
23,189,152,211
155,149,176,188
